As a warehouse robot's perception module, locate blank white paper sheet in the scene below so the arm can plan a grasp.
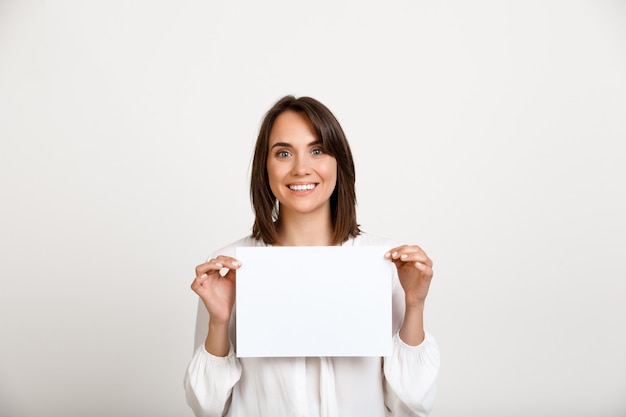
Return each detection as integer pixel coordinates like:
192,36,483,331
235,246,393,357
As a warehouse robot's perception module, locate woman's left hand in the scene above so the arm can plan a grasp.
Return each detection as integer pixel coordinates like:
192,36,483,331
385,245,434,308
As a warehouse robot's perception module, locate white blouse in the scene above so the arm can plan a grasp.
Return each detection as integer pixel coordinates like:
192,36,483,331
183,233,440,417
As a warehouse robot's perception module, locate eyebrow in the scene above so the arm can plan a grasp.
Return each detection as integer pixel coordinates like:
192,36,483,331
270,140,322,150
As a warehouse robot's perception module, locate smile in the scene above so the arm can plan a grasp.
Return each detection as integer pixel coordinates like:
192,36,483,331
288,184,317,191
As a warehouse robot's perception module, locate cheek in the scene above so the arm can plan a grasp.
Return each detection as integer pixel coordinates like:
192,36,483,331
266,161,280,180
266,161,287,191
326,160,338,184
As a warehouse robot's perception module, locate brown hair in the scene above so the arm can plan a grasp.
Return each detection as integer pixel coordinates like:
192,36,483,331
250,95,361,245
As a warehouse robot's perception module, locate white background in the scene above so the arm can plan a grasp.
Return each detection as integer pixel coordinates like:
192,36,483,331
1,1,625,416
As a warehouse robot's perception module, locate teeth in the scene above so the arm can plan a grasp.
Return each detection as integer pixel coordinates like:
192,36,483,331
289,184,316,191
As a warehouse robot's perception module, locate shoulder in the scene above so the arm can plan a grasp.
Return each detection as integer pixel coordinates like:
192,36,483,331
346,231,400,247
209,235,266,259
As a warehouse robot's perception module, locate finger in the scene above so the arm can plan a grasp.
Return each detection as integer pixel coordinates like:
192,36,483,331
415,262,434,279
385,245,422,258
191,273,208,292
213,256,242,271
385,245,432,267
195,262,222,277
195,256,242,276
397,252,432,267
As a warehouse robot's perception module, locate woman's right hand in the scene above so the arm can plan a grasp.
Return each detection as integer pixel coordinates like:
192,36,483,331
192,256,241,326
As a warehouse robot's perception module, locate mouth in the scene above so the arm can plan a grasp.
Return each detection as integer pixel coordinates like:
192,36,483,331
288,183,317,192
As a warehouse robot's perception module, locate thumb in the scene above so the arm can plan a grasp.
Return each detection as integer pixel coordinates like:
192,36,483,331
224,268,237,281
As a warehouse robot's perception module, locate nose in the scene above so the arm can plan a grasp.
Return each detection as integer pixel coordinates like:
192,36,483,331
292,154,311,176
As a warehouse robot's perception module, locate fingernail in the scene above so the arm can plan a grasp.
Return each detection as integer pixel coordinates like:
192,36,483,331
215,263,223,268
200,273,207,279
232,261,240,267
401,254,408,260
392,251,398,258
384,252,390,258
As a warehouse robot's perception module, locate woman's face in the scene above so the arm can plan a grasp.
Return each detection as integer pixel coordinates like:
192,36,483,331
266,111,337,219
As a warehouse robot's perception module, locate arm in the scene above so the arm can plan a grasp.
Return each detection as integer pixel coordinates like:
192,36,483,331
383,245,440,416
193,256,241,356
183,337,242,417
385,245,433,346
383,332,440,416
183,256,243,417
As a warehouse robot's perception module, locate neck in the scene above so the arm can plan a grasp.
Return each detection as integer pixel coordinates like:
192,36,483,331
276,209,336,246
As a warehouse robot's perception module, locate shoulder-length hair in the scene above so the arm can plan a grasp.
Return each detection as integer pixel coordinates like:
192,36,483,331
250,95,361,245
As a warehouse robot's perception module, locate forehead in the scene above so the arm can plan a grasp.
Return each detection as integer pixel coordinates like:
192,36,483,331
268,111,318,145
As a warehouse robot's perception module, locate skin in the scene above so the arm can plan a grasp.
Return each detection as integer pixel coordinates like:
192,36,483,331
191,111,434,356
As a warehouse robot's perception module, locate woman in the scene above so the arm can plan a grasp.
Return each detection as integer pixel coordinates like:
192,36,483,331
184,95,439,417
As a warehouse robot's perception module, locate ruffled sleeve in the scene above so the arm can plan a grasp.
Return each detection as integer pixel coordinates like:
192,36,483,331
183,343,243,417
183,237,262,416
383,331,440,417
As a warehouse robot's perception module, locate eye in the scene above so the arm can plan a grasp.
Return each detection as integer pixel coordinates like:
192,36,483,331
311,148,324,156
276,150,291,158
